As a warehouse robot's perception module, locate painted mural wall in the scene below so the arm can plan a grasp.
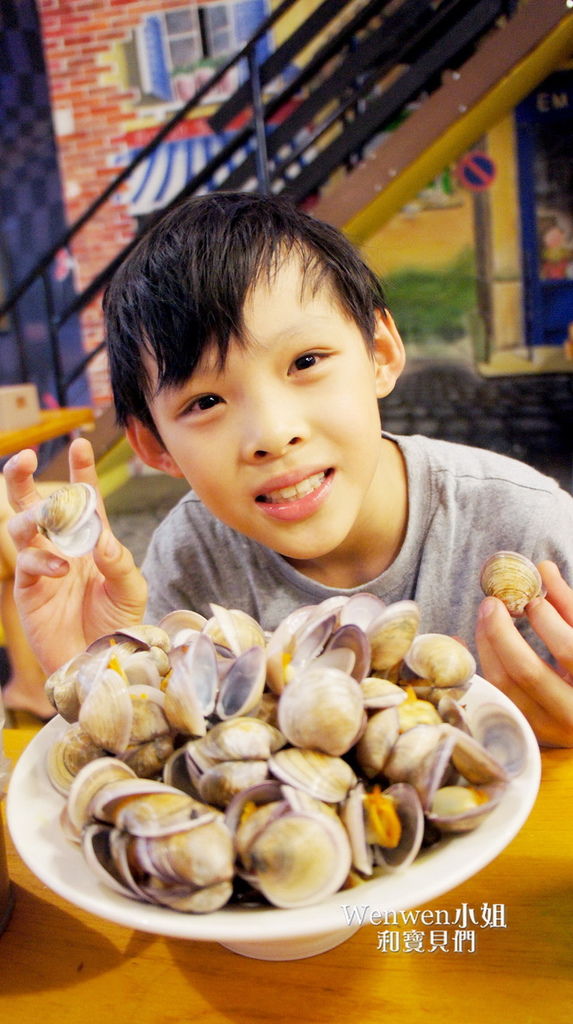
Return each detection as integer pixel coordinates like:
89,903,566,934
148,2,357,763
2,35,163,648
360,123,523,369
360,70,573,374
36,0,272,405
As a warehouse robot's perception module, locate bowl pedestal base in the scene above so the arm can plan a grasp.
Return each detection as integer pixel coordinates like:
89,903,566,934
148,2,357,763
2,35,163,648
220,923,361,960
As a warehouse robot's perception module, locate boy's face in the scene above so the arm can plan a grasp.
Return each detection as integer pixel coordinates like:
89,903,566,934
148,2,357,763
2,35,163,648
128,257,406,582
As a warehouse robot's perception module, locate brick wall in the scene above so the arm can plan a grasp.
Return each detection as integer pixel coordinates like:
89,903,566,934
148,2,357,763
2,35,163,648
36,0,213,406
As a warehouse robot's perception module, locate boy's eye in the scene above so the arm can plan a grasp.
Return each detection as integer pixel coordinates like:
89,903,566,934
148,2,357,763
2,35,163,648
189,394,222,413
292,352,321,372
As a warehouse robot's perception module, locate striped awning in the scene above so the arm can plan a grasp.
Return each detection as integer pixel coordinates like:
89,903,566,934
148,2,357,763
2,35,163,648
117,134,254,216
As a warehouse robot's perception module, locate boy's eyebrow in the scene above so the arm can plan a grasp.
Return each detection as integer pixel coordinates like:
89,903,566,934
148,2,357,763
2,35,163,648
186,315,336,384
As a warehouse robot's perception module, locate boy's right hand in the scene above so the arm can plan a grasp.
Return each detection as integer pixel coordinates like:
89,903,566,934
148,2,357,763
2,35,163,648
4,437,148,676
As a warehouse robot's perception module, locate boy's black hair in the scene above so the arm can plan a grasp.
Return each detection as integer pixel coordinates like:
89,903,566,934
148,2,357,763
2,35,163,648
103,191,387,436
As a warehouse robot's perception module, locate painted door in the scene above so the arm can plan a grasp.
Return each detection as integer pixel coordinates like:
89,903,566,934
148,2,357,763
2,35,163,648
516,70,573,352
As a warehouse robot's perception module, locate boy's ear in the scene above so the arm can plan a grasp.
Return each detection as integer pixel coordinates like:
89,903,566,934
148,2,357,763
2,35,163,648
125,418,185,478
372,309,406,399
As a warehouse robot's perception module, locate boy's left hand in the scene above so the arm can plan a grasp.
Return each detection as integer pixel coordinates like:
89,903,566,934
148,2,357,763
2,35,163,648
476,560,573,747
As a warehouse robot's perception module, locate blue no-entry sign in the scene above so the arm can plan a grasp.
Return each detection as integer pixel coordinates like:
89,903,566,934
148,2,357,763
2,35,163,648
456,151,497,191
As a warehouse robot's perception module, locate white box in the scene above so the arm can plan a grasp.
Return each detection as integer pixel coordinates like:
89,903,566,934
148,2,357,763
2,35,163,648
0,384,40,432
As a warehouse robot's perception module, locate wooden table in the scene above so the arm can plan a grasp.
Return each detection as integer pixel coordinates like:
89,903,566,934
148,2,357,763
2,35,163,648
0,408,95,458
1,727,572,1023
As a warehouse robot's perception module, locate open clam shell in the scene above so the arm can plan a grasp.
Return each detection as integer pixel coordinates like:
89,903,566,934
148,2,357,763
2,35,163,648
159,609,207,648
164,633,219,737
426,781,507,833
342,781,425,876
265,607,337,694
466,702,528,778
234,787,352,909
321,623,371,683
66,756,138,835
215,645,267,720
204,604,266,657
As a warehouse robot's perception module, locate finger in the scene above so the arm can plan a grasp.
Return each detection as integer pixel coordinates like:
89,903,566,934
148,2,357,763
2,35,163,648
477,596,572,720
3,449,41,511
537,560,573,626
14,546,70,590
68,437,111,529
525,594,573,679
7,505,50,550
475,602,537,708
68,437,97,483
476,602,573,746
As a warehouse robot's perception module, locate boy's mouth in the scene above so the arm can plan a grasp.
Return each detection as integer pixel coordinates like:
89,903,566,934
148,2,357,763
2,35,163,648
255,470,330,504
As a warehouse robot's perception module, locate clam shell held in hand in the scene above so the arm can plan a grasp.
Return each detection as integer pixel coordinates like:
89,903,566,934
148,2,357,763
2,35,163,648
37,482,102,557
480,550,544,617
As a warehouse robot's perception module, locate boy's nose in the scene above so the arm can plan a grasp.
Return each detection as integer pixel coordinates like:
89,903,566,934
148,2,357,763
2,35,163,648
252,435,302,460
240,391,305,461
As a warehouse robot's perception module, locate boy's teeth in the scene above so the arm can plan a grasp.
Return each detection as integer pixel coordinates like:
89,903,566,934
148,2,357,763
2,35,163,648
265,471,325,503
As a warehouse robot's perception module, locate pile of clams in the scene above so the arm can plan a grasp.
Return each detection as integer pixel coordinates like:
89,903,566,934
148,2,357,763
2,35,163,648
44,582,529,915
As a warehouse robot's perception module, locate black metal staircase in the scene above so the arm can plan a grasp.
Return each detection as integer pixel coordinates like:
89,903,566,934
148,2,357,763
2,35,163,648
0,0,521,410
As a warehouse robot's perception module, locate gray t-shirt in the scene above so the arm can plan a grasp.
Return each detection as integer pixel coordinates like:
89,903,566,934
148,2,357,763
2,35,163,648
142,433,573,659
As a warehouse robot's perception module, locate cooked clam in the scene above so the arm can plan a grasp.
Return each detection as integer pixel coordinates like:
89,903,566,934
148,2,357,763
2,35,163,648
265,606,337,694
43,595,526,916
163,633,219,737
268,747,357,803
355,706,400,779
159,609,207,647
367,600,421,673
66,756,138,836
36,482,102,557
215,645,267,719
480,550,544,617
198,717,285,762
467,702,528,778
277,664,366,756
427,782,506,833
204,604,266,656
45,653,88,722
78,666,133,755
405,633,476,691
231,784,352,908
342,781,425,875
360,677,408,709
195,758,270,808
80,788,234,912
46,722,105,795
121,735,175,778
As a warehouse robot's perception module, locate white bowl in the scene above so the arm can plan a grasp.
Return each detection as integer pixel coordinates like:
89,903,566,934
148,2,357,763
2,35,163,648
7,677,541,960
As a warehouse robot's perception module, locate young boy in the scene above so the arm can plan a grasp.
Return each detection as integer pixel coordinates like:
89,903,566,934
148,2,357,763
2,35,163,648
5,192,573,746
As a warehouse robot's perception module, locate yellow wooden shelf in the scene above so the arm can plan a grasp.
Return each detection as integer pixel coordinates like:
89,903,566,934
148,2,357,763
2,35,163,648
0,407,95,458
